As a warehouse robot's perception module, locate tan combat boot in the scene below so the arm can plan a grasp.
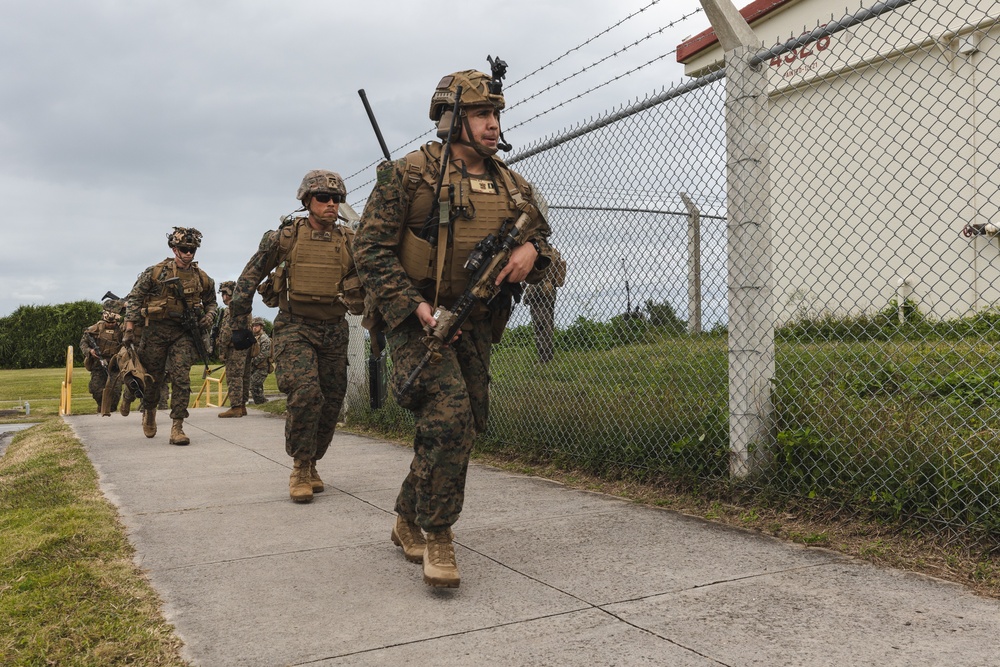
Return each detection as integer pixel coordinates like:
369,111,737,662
423,528,460,588
142,409,156,438
169,419,190,446
119,398,130,417
391,515,426,564
240,406,248,416
289,459,313,503
309,460,324,493
217,406,243,418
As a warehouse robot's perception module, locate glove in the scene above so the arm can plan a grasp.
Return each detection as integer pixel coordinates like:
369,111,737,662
122,330,134,346
199,313,215,330
231,328,255,351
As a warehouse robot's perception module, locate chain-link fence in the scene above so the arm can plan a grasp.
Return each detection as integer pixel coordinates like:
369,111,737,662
345,0,1000,545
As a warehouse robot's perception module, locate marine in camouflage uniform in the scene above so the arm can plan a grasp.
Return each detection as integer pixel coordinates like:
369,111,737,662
79,299,125,412
229,170,364,502
249,317,272,404
217,281,253,417
523,247,566,364
123,227,217,445
354,68,552,588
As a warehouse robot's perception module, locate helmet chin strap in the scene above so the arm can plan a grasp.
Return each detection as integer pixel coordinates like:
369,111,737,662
455,113,507,158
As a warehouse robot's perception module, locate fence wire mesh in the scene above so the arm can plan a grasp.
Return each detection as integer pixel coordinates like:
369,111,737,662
345,0,1000,545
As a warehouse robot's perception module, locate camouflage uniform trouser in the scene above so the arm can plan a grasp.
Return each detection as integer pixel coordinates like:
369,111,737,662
224,346,253,407
137,320,195,420
249,365,269,404
387,314,492,532
273,313,349,462
527,290,557,363
155,354,186,410
88,365,122,410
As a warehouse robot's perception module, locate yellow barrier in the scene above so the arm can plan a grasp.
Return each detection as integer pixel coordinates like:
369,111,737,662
60,345,73,415
192,368,227,408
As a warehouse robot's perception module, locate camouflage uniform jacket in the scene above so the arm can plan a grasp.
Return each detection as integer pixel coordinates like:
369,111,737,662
353,143,553,331
125,258,217,326
252,330,272,371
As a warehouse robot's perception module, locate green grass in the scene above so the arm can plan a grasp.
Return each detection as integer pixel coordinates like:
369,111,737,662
0,420,188,666
0,365,281,418
350,328,1000,545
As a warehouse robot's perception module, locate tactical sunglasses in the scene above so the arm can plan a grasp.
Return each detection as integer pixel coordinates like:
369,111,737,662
177,246,197,254
312,193,346,204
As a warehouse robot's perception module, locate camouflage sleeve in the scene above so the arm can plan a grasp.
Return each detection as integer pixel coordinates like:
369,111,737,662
516,173,555,285
218,308,233,350
199,271,218,319
78,323,99,355
353,160,426,330
230,230,280,322
124,265,156,324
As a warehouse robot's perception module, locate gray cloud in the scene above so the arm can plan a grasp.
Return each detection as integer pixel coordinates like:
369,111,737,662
0,0,705,319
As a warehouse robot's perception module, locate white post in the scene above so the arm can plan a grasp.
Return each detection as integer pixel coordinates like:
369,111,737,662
699,0,775,478
680,192,702,334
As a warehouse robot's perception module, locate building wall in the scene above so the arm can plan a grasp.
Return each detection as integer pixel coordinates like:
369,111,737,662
680,1,1000,322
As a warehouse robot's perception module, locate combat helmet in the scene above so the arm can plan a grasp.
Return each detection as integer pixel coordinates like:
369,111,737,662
429,65,510,156
219,280,236,296
251,317,266,327
296,170,346,203
102,298,123,321
428,70,505,122
167,227,203,249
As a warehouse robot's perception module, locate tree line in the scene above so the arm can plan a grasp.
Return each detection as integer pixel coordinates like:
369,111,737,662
0,301,103,369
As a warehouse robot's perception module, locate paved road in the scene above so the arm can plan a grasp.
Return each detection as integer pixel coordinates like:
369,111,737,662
65,409,1000,667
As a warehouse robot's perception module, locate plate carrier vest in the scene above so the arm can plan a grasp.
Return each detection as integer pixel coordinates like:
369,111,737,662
271,217,354,321
143,259,209,322
396,142,529,307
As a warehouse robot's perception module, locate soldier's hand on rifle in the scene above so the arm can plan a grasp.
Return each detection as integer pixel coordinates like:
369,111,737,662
416,302,461,343
199,313,214,330
90,349,100,358
495,242,538,285
416,302,437,330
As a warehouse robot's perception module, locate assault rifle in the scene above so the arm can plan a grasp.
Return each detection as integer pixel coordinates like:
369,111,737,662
83,332,110,372
161,277,212,376
397,208,532,398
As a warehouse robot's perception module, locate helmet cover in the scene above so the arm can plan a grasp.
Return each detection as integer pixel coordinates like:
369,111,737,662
167,227,203,249
428,70,505,122
296,170,346,201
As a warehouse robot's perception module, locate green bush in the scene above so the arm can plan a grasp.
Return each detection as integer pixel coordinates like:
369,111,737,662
644,299,686,333
0,302,102,369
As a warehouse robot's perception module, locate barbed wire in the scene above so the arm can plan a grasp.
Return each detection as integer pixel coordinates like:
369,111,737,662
345,4,703,191
505,7,703,114
344,127,435,184
505,48,678,133
506,0,670,89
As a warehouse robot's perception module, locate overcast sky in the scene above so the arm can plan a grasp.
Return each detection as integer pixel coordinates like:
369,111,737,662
0,0,708,320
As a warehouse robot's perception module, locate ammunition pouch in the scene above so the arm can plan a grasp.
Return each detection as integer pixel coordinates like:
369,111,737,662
340,272,366,316
257,272,280,308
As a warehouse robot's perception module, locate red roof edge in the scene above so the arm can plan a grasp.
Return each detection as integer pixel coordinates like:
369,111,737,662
677,0,795,63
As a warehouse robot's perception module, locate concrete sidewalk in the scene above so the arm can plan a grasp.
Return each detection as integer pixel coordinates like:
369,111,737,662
66,409,1000,667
